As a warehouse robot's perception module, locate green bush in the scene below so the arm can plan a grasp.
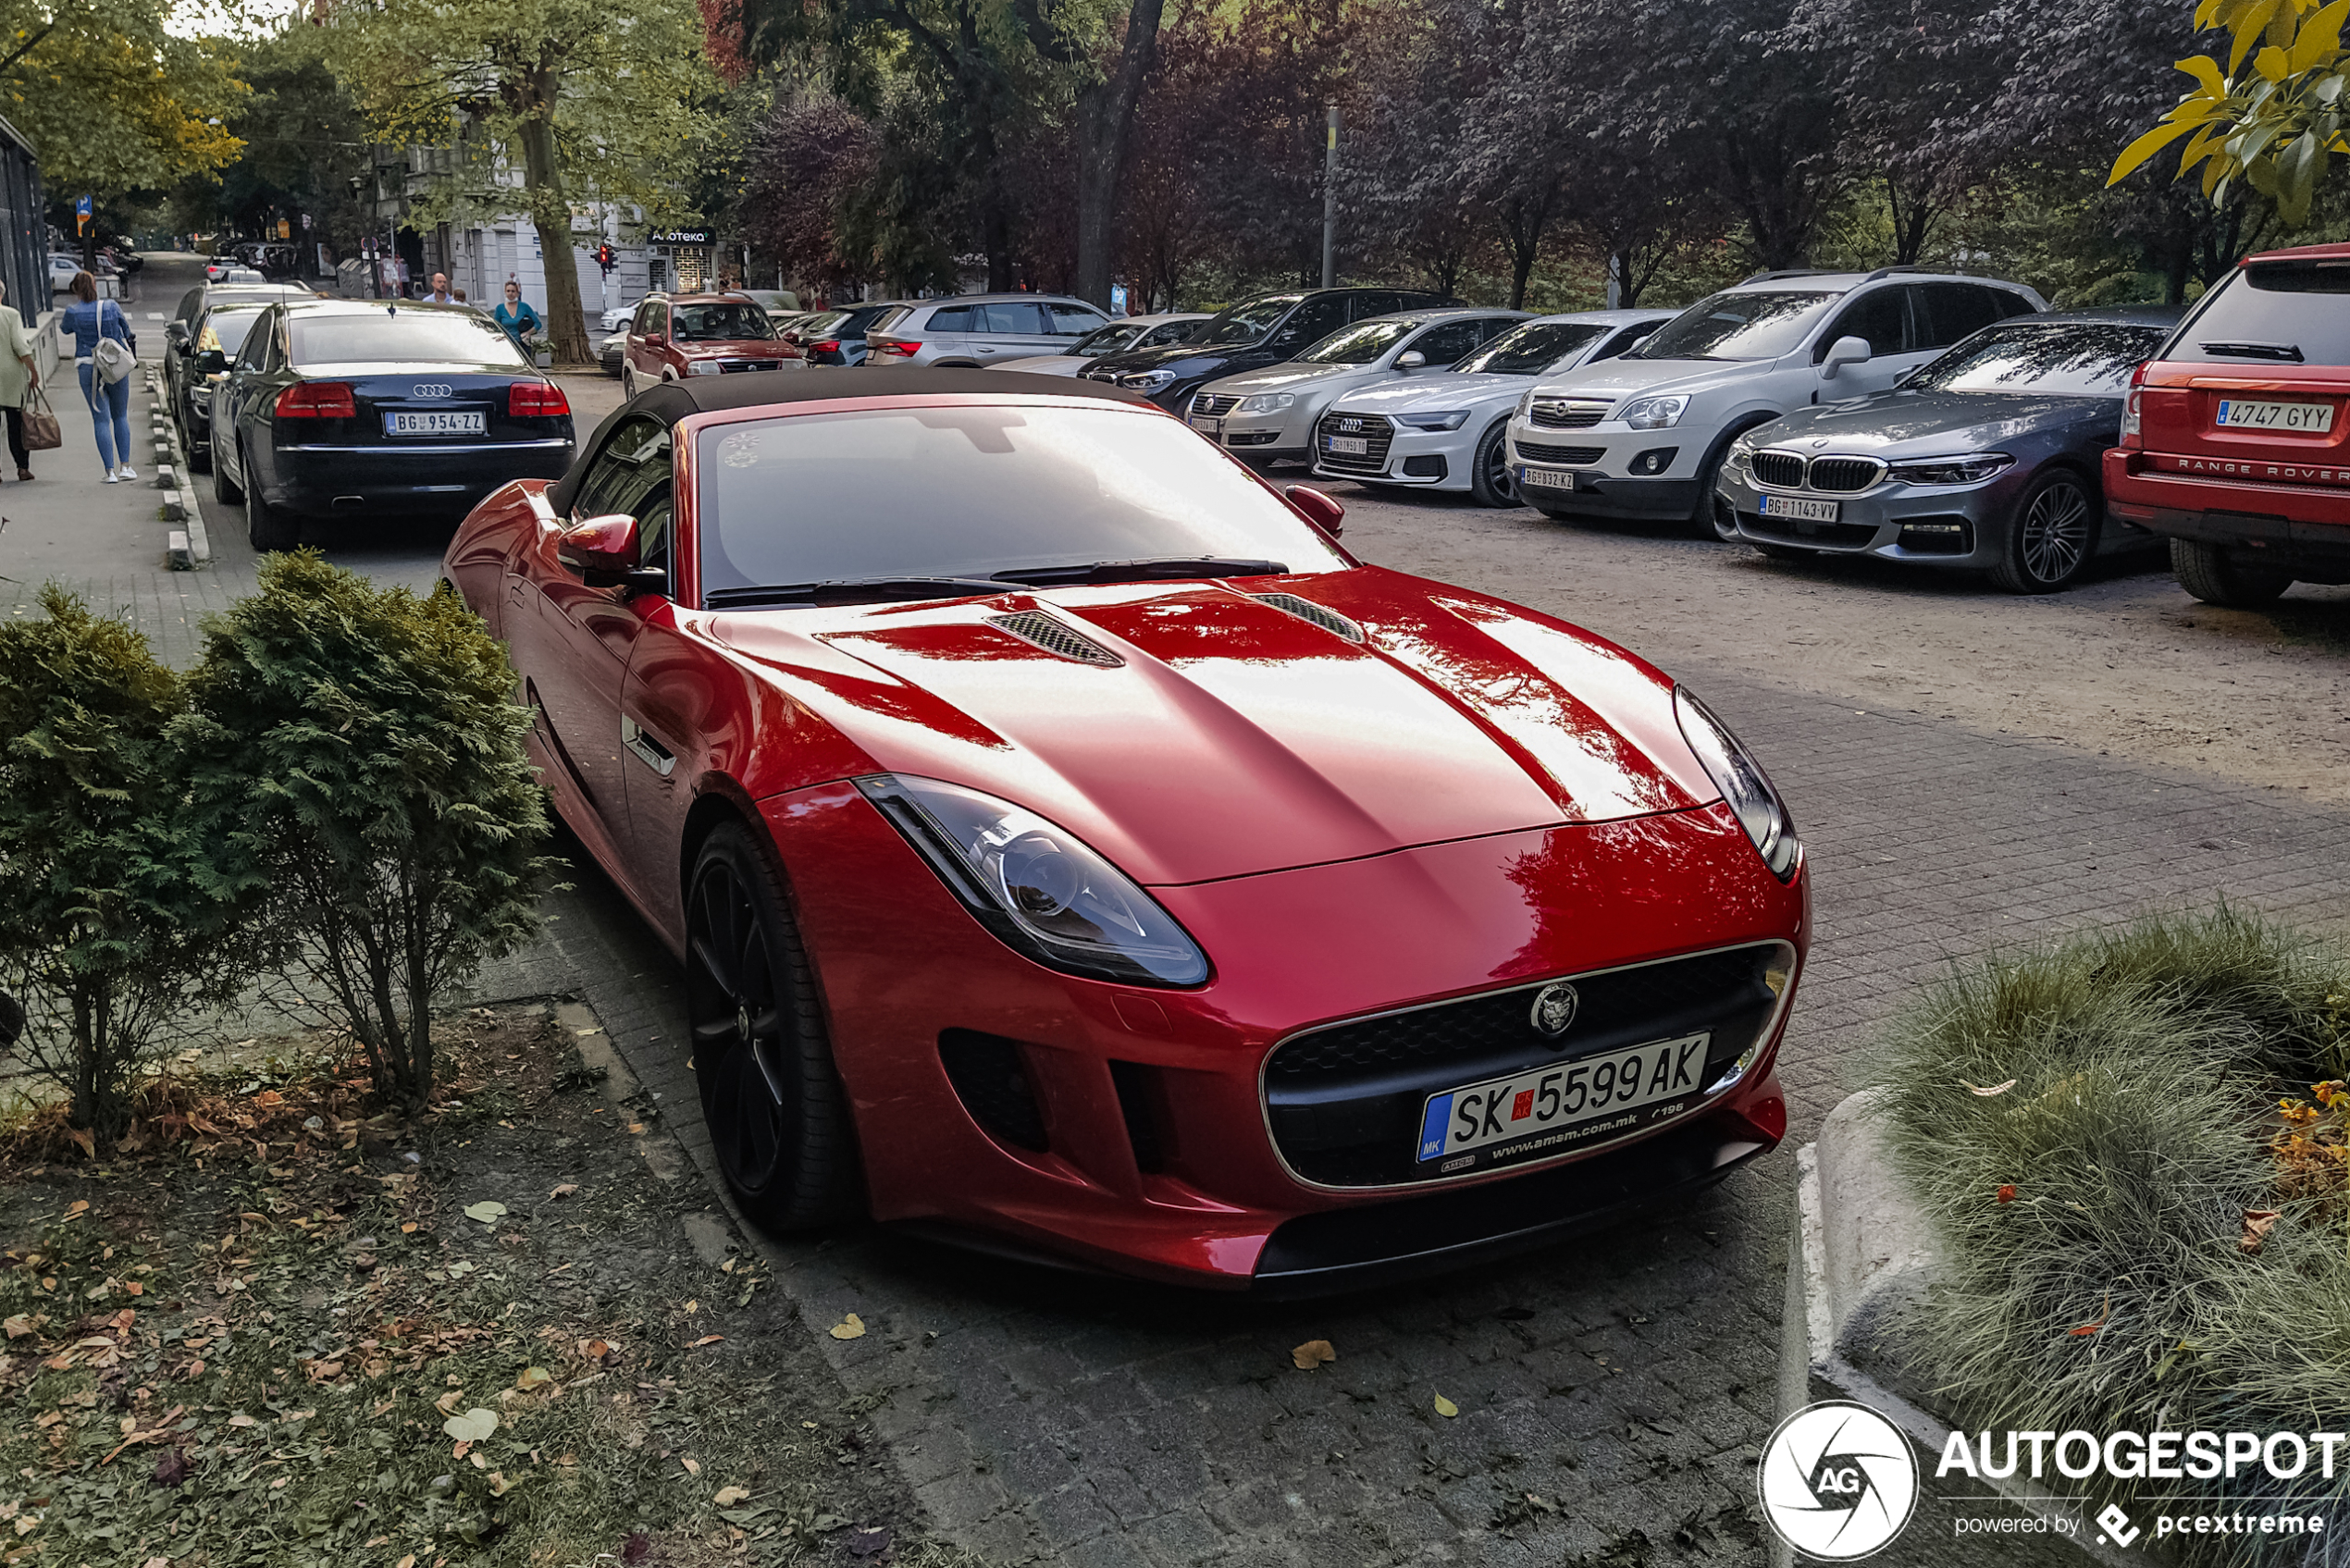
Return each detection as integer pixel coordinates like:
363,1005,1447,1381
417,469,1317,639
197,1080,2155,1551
0,586,257,1145
1871,907,2350,1564
181,551,556,1108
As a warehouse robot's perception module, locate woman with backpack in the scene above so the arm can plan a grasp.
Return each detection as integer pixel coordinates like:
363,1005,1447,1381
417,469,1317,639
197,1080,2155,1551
60,270,136,482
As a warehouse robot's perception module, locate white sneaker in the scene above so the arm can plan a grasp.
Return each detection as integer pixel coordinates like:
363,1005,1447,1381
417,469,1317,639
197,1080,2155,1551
116,464,137,480
103,472,117,483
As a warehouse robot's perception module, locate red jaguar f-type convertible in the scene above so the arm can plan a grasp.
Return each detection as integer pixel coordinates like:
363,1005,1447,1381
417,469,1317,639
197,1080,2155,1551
441,369,1807,1295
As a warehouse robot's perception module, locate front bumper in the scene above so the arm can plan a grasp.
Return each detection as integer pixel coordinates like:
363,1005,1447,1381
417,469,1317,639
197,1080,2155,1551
1311,417,1475,489
1715,463,2028,568
762,783,1807,1292
1190,409,1311,463
1506,417,1701,519
2105,447,2350,572
267,436,575,519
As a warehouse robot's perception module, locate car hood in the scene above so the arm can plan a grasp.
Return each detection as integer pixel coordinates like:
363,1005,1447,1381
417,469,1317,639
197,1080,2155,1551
707,567,1719,886
1752,388,2119,455
1206,363,1359,395
1332,371,1527,414
1541,356,1778,402
1085,340,1254,377
991,354,1088,376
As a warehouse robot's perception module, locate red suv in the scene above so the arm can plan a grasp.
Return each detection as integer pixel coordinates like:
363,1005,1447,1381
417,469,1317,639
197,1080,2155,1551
2107,242,2350,605
621,292,801,400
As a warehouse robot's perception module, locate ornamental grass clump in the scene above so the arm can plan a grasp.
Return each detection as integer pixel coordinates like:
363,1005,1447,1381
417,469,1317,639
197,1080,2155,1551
1871,907,2350,1563
179,551,558,1110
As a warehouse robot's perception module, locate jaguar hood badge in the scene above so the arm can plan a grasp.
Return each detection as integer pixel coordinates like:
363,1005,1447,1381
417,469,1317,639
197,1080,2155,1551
1529,982,1580,1039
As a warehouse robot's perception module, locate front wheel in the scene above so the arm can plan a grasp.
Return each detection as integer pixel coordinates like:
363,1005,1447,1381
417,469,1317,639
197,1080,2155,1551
687,822,859,1230
2171,537,2293,607
622,364,640,401
1990,469,2098,593
1468,420,1519,508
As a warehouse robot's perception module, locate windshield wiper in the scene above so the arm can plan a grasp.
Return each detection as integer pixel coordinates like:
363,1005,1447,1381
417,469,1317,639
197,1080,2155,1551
704,576,1010,608
993,557,1287,586
2200,340,2304,362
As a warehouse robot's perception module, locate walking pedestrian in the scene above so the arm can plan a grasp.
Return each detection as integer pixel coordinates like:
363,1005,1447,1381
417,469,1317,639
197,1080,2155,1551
424,271,456,305
0,278,41,481
59,271,135,483
493,280,542,353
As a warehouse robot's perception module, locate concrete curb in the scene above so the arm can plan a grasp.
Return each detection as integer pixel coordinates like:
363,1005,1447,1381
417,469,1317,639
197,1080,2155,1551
142,365,208,568
1776,1092,2136,1568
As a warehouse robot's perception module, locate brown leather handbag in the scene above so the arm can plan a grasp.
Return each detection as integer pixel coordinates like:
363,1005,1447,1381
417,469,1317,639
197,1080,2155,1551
19,383,59,450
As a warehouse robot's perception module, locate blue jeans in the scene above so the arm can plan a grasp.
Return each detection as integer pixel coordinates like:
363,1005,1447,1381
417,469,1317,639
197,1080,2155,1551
78,362,130,470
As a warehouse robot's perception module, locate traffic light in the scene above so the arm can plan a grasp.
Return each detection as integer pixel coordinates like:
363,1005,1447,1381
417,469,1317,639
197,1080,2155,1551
595,242,615,277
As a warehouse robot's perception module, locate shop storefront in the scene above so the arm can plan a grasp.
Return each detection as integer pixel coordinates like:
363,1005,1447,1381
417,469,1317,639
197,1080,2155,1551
649,228,713,294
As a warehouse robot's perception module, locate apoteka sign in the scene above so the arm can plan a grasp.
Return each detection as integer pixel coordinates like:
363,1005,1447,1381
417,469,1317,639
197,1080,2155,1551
1758,1401,1920,1560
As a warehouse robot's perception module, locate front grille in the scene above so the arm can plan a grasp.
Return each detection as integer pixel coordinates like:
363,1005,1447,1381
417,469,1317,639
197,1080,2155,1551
1741,512,1878,549
1192,392,1242,417
1515,440,1603,465
1808,457,1886,492
1750,451,1806,488
716,361,779,374
1251,592,1367,643
1264,943,1792,1187
1315,412,1392,475
1530,399,1610,428
985,610,1122,666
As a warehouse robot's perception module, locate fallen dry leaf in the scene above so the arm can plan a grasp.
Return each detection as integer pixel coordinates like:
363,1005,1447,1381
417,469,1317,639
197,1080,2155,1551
1432,1393,1459,1418
2,1314,34,1340
515,1366,553,1391
549,1184,579,1201
829,1313,867,1340
689,1334,724,1349
1291,1339,1337,1371
2240,1209,2283,1254
681,1455,702,1475
397,1556,416,1568
2069,1294,2113,1338
1996,1185,2017,1204
1962,1079,2019,1096
442,1407,500,1443
714,1485,750,1506
463,1201,508,1225
434,1389,464,1415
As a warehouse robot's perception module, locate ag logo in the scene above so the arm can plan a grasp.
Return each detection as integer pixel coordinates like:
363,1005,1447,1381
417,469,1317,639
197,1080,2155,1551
1757,1401,1918,1560
1528,982,1579,1039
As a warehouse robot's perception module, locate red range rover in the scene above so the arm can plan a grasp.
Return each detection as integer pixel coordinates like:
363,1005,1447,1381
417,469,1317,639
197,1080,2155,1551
2107,242,2350,605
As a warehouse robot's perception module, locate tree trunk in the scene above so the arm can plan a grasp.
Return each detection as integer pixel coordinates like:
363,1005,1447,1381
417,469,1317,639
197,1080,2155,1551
1073,0,1167,309
515,70,590,366
1886,172,1936,265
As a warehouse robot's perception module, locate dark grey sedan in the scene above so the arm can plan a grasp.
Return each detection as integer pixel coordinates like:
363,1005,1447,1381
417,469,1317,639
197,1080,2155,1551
1713,307,2179,592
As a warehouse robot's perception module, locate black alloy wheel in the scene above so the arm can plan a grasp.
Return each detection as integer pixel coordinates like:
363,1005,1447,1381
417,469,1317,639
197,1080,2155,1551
1468,419,1518,508
1991,469,2098,594
686,822,858,1230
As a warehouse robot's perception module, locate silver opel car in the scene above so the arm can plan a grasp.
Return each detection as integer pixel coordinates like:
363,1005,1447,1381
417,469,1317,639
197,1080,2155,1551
1713,307,2178,593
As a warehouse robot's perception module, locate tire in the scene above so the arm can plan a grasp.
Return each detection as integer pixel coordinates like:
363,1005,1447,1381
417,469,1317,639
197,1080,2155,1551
2171,537,2293,607
1467,419,1519,508
1989,468,2099,593
622,364,638,401
212,437,243,505
244,471,299,551
687,821,859,1230
1692,421,1771,540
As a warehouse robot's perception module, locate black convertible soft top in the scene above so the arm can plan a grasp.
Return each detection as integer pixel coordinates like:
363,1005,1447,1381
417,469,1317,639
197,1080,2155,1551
548,365,1151,516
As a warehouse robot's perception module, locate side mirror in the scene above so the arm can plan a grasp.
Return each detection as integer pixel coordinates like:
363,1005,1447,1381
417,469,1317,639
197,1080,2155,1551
195,349,229,375
1818,335,1872,379
1284,484,1345,538
558,513,665,592
1395,351,1427,370
642,331,666,345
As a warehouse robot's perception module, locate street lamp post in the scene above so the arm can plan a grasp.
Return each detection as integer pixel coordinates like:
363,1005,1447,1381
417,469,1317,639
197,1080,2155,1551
1320,103,1340,290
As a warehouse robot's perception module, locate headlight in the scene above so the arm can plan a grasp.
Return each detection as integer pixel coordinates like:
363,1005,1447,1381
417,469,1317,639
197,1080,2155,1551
1722,435,1756,475
685,359,723,377
855,774,1210,986
1395,410,1469,431
1886,451,2012,486
1673,688,1800,881
1238,392,1295,414
1516,388,1537,418
1122,369,1177,393
1618,394,1688,430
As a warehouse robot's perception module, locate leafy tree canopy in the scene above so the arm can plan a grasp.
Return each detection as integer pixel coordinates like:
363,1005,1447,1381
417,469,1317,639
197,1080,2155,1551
0,0,248,201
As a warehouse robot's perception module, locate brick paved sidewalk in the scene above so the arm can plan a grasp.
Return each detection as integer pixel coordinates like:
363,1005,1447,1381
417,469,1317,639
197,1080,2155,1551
472,664,2350,1568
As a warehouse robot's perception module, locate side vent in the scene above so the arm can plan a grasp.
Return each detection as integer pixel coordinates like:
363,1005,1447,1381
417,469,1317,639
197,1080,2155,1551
938,1030,1049,1151
1251,592,1367,644
1108,1060,1168,1173
986,611,1123,666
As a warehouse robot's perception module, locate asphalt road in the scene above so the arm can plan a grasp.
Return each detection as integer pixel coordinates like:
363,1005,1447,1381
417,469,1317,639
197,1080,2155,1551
28,262,2350,1564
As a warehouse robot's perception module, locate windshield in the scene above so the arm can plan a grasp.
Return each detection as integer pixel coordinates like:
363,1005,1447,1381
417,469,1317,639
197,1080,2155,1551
1902,323,2167,396
1298,319,1419,364
1631,290,1840,362
696,406,1350,596
1070,322,1143,356
673,302,773,341
288,311,527,366
198,308,265,357
1455,321,1605,375
1199,295,1301,345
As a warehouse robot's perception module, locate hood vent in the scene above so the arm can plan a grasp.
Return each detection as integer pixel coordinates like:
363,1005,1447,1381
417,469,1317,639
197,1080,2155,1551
1251,592,1367,644
986,610,1123,666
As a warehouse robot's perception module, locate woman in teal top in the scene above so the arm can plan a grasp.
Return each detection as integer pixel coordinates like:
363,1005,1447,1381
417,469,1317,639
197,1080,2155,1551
493,280,542,352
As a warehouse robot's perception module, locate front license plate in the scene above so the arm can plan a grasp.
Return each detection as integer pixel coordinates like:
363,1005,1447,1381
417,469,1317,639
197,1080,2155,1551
385,410,486,436
1416,1031,1711,1167
1325,435,1368,455
1519,464,1577,489
1759,493,1840,523
1188,415,1220,435
2216,398,2335,433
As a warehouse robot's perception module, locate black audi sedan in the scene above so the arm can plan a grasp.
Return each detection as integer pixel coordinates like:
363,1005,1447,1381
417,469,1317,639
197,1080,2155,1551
1714,306,2181,593
163,281,316,443
1080,286,1448,410
210,299,576,551
170,301,274,471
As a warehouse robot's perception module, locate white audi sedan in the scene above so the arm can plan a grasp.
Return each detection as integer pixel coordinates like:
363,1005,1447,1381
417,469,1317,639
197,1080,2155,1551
1186,308,1528,465
1311,311,1674,506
